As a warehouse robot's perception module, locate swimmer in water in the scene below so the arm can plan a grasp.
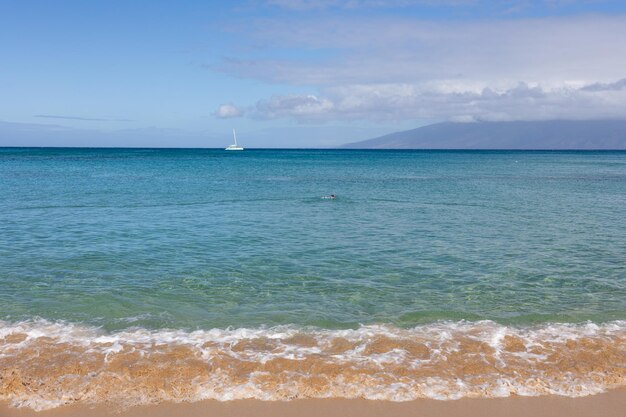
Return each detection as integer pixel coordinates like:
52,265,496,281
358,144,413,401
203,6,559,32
322,194,336,199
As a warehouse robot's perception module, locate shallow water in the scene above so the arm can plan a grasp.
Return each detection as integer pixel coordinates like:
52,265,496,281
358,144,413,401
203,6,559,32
0,148,625,408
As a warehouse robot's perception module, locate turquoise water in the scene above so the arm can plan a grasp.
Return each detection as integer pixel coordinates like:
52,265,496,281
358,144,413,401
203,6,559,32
1,148,625,330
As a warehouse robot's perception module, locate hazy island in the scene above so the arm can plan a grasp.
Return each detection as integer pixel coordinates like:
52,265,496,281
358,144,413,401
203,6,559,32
342,120,626,150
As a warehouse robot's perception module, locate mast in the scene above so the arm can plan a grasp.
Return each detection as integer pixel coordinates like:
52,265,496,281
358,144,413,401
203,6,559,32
232,129,237,146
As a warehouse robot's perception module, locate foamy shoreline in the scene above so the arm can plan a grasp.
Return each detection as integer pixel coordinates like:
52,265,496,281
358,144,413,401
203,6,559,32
2,389,625,417
1,319,624,411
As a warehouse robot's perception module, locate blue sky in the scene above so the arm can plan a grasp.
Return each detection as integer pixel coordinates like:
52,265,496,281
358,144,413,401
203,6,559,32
1,0,626,147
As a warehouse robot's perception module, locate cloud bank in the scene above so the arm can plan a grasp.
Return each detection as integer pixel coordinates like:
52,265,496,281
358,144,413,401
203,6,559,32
217,14,626,123
248,80,626,122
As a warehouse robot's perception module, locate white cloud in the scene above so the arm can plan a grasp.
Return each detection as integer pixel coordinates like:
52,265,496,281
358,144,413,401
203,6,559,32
580,78,626,92
225,15,626,85
219,14,626,123
250,81,626,122
215,104,244,118
253,95,334,120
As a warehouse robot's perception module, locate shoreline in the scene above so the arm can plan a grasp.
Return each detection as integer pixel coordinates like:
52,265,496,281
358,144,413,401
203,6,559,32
2,389,625,417
1,320,624,409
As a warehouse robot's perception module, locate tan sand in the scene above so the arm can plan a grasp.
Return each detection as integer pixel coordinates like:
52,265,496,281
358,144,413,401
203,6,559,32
2,322,625,406
2,389,625,417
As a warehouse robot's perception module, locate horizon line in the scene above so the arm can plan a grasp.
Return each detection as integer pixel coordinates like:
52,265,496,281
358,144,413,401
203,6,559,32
2,146,626,151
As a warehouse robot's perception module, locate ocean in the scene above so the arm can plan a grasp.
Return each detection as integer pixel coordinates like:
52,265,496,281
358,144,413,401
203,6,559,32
0,148,624,409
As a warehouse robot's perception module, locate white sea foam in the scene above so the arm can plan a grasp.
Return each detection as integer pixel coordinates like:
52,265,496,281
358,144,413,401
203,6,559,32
0,319,624,410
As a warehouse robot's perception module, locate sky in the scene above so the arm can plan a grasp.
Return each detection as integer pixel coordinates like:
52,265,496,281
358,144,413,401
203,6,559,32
1,0,626,148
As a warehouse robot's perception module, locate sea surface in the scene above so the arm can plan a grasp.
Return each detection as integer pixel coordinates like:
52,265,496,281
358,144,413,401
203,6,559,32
0,148,624,409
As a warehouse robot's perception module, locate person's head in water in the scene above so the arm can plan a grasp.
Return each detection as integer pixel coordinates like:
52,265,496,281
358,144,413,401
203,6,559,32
330,194,336,198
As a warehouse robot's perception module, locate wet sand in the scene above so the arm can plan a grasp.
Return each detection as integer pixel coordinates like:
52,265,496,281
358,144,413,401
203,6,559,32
2,321,624,408
2,389,625,417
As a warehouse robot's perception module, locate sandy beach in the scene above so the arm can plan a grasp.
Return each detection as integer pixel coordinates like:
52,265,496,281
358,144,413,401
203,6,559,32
2,389,625,417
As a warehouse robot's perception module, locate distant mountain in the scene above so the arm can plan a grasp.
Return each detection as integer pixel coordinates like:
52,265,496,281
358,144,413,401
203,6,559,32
341,120,626,149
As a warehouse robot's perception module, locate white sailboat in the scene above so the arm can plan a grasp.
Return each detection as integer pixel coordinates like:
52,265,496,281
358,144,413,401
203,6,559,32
225,129,244,151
